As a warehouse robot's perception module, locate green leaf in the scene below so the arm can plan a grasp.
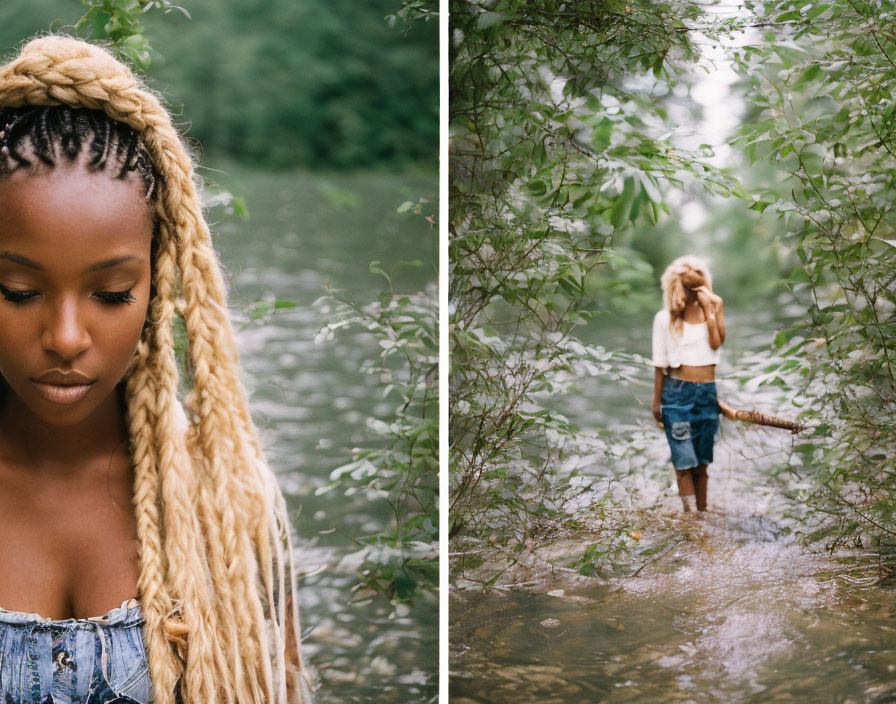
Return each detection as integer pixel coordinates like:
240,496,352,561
122,34,147,48
527,180,547,197
774,329,792,348
796,64,822,84
593,117,613,152
86,8,112,38
393,567,417,601
230,196,249,219
787,267,811,284
609,177,636,228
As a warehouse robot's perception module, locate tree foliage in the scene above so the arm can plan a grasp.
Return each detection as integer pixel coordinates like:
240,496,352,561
731,0,896,568
315,258,439,604
0,0,438,169
305,6,439,606
144,0,437,168
448,0,737,560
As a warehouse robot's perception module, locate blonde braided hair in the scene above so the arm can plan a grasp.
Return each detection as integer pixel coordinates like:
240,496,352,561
0,35,314,703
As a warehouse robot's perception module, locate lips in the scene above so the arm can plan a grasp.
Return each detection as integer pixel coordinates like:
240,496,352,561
31,370,96,405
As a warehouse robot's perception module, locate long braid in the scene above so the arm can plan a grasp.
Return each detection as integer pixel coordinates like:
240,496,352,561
125,336,183,703
166,139,270,701
151,234,236,703
0,36,314,703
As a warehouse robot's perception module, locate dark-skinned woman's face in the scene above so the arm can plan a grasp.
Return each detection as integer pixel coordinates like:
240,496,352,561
0,161,153,426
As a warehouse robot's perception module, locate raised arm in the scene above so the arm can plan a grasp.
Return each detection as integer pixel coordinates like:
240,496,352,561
714,294,725,344
696,286,725,349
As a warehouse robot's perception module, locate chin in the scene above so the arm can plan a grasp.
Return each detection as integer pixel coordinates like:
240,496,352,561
32,399,103,427
18,382,115,427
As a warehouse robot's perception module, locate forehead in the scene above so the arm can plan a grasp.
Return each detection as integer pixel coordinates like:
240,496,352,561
0,162,153,266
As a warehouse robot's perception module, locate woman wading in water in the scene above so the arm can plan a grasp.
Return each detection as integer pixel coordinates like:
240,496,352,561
0,36,313,702
651,256,725,514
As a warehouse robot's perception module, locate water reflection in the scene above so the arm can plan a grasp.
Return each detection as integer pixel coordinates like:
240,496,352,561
452,505,896,703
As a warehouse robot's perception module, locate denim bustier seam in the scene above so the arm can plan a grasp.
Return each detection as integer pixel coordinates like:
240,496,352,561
0,598,153,704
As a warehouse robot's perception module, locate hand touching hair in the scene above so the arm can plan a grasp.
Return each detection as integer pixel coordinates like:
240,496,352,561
660,255,713,336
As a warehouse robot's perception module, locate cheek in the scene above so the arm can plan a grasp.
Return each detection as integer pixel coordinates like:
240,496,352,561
0,309,35,369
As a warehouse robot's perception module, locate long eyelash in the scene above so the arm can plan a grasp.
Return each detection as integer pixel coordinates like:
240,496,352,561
94,290,135,304
0,284,39,303
0,285,136,305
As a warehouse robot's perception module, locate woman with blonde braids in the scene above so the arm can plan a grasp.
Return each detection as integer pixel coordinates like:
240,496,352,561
0,35,315,703
650,255,725,515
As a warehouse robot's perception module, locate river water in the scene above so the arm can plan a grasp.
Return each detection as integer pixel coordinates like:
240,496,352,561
450,309,896,703
209,166,438,703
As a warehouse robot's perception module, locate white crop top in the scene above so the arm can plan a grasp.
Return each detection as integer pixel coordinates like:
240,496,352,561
651,308,721,368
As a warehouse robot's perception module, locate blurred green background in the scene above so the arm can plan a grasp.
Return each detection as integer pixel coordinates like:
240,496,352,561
0,0,438,169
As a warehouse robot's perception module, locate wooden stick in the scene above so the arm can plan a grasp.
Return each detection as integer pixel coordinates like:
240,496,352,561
717,399,804,434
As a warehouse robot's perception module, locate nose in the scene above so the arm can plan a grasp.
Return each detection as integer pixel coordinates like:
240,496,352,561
41,297,91,360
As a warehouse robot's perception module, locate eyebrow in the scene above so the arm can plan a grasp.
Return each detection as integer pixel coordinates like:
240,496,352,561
0,251,144,272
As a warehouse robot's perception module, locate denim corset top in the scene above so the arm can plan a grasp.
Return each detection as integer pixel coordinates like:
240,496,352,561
0,597,154,704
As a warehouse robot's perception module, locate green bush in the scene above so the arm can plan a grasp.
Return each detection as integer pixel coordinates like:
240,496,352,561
448,0,740,568
732,0,896,569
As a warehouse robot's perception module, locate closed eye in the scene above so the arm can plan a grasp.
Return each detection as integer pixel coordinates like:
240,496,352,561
0,284,135,305
0,284,39,303
93,290,136,304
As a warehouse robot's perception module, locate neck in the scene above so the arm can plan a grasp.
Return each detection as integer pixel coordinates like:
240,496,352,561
0,384,129,477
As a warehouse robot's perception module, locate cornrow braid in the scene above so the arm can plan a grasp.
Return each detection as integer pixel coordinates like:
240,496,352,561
0,104,158,200
0,36,315,704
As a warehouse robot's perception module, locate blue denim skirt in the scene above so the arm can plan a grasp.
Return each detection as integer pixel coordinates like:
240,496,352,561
660,376,720,470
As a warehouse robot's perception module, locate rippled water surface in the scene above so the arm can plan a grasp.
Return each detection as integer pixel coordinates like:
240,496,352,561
450,310,896,704
211,166,438,703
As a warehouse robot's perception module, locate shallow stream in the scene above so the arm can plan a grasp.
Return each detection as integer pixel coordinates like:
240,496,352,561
450,310,896,703
213,166,438,703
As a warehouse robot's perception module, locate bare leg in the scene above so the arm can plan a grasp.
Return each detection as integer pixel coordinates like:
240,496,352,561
675,468,696,512
692,465,708,511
